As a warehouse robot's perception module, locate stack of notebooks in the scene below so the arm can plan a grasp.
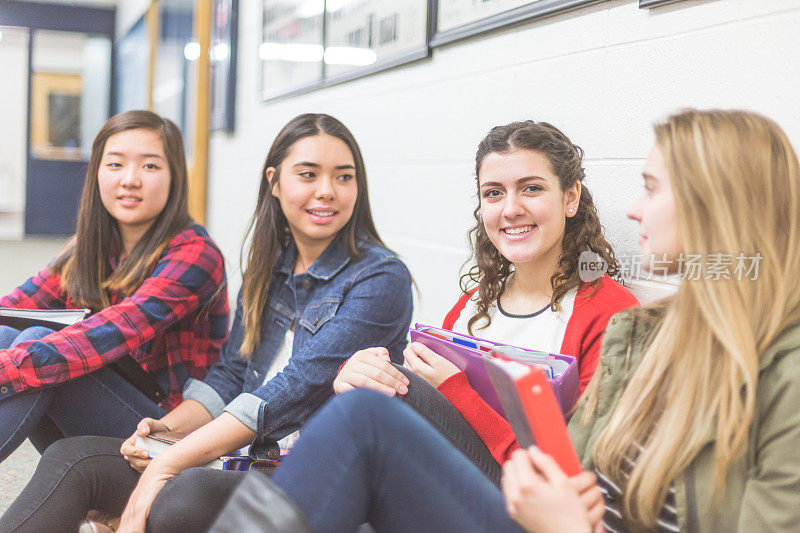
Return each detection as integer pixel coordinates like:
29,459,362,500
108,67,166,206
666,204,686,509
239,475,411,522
409,323,580,418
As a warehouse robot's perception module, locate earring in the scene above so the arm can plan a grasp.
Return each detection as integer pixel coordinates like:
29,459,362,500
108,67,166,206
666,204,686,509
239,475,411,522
568,208,576,215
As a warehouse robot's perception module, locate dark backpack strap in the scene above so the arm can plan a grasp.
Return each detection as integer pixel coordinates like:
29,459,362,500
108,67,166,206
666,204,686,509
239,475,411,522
109,355,165,405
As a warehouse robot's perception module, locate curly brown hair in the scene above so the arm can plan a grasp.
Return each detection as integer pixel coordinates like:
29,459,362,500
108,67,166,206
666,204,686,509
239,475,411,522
461,120,620,335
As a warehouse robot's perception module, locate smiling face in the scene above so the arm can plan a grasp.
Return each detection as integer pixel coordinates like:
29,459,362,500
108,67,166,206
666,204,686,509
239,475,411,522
478,149,580,268
626,144,683,272
268,133,358,252
97,128,171,252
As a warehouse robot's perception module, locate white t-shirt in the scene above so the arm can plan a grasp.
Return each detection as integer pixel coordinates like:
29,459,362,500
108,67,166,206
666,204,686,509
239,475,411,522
262,329,299,449
451,289,577,354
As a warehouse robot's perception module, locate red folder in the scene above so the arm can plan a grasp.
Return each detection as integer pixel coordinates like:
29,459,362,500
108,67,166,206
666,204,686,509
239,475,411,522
485,358,582,476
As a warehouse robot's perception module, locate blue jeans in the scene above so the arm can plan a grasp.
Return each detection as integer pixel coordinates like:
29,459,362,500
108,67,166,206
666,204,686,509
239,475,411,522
1,390,524,532
0,326,166,463
394,364,502,485
268,389,524,533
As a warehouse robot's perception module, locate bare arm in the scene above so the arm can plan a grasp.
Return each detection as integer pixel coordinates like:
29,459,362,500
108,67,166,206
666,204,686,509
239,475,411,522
159,399,214,433
153,412,254,471
118,413,256,533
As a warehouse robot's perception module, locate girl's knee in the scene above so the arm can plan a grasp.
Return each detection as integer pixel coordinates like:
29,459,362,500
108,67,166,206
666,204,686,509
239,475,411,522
332,389,408,432
0,325,21,347
392,363,415,381
336,388,396,414
15,326,55,344
155,468,215,511
40,436,122,466
149,468,229,533
33,436,120,493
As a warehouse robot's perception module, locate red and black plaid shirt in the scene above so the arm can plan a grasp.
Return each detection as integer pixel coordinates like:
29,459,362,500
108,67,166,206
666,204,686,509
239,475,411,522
0,225,229,409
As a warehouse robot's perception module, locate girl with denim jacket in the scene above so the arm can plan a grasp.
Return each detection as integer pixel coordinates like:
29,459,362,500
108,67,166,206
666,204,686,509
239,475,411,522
209,109,800,533
0,114,413,533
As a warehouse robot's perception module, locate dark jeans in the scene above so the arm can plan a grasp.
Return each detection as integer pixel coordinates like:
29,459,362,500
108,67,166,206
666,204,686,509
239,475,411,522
393,364,502,485
0,435,248,533
0,326,165,463
268,389,523,533
2,391,520,533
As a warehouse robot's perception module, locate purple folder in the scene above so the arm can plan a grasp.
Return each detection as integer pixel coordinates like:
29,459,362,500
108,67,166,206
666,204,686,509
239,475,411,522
409,323,579,418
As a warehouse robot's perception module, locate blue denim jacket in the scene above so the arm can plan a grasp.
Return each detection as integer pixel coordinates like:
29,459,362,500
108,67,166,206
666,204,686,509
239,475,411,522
183,235,413,440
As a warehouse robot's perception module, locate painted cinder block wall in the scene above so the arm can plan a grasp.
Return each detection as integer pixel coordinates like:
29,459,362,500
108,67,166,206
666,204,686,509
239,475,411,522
206,0,800,324
3,1,797,319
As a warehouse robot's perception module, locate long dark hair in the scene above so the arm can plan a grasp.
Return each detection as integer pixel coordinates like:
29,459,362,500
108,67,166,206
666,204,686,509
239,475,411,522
462,120,619,334
53,110,192,310
239,113,384,355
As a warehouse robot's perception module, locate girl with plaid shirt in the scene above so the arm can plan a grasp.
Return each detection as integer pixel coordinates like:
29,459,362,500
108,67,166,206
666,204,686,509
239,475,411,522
0,110,229,464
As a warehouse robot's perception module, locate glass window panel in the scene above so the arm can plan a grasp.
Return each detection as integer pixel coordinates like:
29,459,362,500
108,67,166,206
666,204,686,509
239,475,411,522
0,26,30,238
30,30,111,161
211,0,235,130
81,36,112,158
155,0,195,159
116,17,149,114
260,0,324,100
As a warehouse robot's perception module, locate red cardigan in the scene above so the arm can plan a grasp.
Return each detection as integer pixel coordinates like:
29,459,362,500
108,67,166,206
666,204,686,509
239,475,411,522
438,274,638,464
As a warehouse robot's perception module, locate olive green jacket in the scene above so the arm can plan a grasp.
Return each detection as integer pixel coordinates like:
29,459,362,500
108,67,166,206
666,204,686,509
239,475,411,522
567,309,800,532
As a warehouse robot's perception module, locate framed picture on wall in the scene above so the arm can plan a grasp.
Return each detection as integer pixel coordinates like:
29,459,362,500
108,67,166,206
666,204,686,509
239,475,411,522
30,72,83,161
260,0,432,101
639,0,684,7
260,0,325,100
433,0,602,47
211,0,238,131
323,0,430,85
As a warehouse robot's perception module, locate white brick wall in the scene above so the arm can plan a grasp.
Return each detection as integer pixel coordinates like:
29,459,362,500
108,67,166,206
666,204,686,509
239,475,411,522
207,0,800,324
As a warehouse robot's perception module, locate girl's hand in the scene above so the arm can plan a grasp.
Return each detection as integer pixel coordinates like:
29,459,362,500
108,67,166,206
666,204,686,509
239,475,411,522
501,447,595,533
117,413,255,532
569,471,606,531
333,347,410,396
403,342,460,388
121,418,171,473
117,466,173,533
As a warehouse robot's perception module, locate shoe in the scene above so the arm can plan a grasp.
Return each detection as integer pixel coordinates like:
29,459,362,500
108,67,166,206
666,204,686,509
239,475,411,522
79,520,114,533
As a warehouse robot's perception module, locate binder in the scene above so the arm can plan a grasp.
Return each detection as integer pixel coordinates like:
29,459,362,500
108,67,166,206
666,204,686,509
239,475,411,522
0,307,165,405
485,358,582,476
409,323,579,418
0,307,90,330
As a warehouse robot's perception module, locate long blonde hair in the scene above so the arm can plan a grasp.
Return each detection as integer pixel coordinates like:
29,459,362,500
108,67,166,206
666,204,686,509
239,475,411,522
586,109,800,527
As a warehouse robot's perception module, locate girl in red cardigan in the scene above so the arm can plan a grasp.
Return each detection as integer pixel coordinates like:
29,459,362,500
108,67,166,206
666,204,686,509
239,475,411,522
335,120,637,483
